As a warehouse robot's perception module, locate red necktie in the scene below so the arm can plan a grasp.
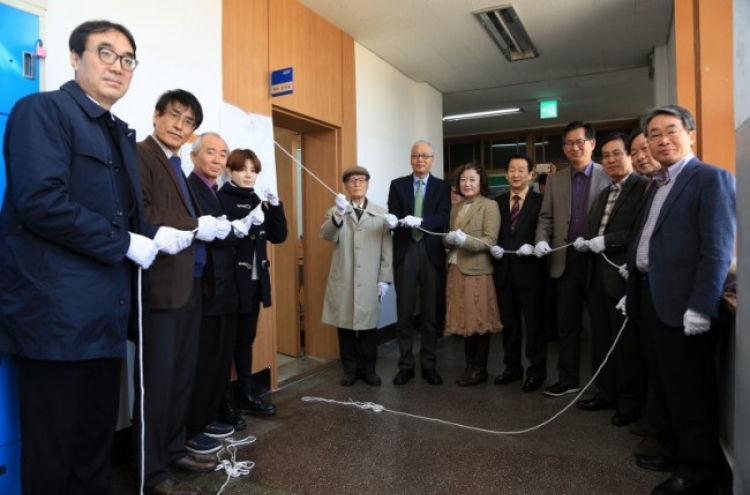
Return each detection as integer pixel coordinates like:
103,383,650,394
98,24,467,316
510,195,520,231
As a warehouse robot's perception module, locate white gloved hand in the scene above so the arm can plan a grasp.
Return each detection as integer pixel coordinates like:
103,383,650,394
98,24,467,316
126,232,158,269
454,230,467,246
683,309,711,336
263,187,280,206
335,193,348,216
573,237,589,252
384,214,399,229
247,204,265,226
153,226,193,255
516,244,535,257
587,236,606,254
618,264,629,280
490,245,504,260
616,296,627,316
215,215,232,240
196,215,220,241
534,241,552,258
400,215,423,228
444,232,457,245
378,282,390,301
231,219,249,238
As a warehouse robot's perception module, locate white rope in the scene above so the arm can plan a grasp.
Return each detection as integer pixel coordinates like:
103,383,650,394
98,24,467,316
213,436,257,495
137,268,145,495
302,316,630,435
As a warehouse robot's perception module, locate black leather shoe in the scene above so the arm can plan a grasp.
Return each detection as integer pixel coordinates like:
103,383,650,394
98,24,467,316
421,369,443,385
493,370,522,385
651,475,712,495
340,373,357,386
172,454,217,473
358,371,382,386
145,477,198,495
218,394,247,431
456,368,488,387
522,376,544,392
611,410,640,426
576,396,616,411
393,369,415,385
636,454,678,473
233,382,277,417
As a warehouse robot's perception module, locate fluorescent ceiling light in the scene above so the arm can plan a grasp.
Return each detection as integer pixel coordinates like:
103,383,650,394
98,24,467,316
443,108,523,122
491,141,548,148
474,5,538,62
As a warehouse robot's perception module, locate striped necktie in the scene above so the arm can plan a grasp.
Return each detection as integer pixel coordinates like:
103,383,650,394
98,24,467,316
510,194,520,231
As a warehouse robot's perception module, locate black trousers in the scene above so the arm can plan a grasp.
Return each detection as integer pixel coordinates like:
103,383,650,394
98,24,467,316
497,281,547,379
134,279,202,487
18,356,120,495
394,240,443,371
337,328,379,374
553,247,588,386
234,281,262,385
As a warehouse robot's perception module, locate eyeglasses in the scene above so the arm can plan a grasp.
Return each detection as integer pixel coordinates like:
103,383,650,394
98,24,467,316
411,154,433,160
563,139,589,149
646,127,685,143
88,46,138,71
601,149,626,160
346,177,368,185
164,109,196,129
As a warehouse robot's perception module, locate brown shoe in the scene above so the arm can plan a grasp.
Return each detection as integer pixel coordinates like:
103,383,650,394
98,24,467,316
145,477,198,495
172,454,217,472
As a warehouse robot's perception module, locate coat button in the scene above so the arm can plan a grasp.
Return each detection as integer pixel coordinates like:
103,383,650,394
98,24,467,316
116,209,124,216
108,231,115,238
119,299,126,305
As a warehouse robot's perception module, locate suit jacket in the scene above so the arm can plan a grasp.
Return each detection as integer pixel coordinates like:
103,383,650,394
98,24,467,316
387,173,451,270
535,162,609,278
137,135,203,310
187,173,239,316
493,189,546,290
445,195,499,276
626,157,736,325
586,173,647,298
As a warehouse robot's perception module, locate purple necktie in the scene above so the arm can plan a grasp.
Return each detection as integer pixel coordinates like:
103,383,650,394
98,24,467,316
510,194,520,231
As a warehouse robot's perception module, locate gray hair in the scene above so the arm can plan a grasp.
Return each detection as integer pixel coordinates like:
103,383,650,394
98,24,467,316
411,140,434,155
643,105,696,133
191,132,225,154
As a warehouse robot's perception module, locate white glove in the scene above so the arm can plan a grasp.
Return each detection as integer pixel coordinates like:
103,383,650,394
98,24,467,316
454,230,466,246
196,215,219,241
444,232,456,245
683,309,711,336
587,236,606,254
215,215,232,240
384,214,399,229
263,187,279,206
516,244,534,256
245,204,265,226
378,282,390,301
126,232,158,269
534,241,552,258
335,193,348,216
616,296,627,316
573,237,589,252
153,226,193,255
231,219,249,238
618,264,629,280
401,215,423,228
490,245,504,260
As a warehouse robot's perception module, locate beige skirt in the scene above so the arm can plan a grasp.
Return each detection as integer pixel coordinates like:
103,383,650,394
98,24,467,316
444,264,502,336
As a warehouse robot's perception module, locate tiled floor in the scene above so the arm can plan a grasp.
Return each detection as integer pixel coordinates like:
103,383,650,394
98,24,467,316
112,333,721,495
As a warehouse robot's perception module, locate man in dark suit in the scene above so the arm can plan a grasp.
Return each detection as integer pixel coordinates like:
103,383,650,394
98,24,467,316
136,90,232,495
490,155,548,392
574,133,648,426
626,105,735,495
387,140,451,385
534,121,610,397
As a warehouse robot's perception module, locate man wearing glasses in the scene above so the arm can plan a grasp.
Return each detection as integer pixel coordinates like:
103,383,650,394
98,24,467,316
534,121,609,397
387,140,451,385
626,105,735,495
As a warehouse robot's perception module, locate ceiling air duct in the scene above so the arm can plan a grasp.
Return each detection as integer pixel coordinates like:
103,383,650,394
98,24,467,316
474,5,538,62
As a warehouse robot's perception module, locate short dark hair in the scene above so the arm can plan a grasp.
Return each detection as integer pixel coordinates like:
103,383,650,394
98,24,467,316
628,128,645,144
643,105,696,133
599,132,631,155
506,154,534,173
454,162,490,198
68,20,136,56
227,149,262,174
154,89,204,129
563,121,595,140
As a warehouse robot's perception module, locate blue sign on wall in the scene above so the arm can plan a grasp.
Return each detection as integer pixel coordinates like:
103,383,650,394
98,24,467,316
270,67,294,97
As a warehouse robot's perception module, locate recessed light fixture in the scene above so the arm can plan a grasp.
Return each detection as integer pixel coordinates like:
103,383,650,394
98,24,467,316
443,108,524,122
474,5,538,62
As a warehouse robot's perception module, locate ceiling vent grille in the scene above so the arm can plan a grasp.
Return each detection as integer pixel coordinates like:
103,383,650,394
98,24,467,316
474,5,538,62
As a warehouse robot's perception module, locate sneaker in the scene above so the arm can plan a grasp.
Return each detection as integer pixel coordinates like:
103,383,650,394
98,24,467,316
186,432,222,455
204,421,234,439
543,381,581,397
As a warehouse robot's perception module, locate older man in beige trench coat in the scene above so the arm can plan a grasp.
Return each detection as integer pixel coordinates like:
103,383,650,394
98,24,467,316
320,166,394,387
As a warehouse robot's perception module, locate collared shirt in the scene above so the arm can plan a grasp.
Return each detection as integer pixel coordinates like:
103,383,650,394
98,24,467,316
509,186,529,209
413,173,430,195
567,161,594,241
635,154,694,272
193,169,217,193
596,172,632,236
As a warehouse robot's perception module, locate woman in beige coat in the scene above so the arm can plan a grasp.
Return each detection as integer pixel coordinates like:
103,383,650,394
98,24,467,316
320,166,393,387
444,163,502,386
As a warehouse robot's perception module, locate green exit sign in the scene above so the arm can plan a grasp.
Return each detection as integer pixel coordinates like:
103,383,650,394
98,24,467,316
540,99,558,119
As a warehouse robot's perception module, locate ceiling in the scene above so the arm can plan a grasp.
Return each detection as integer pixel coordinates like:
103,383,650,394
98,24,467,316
297,0,674,137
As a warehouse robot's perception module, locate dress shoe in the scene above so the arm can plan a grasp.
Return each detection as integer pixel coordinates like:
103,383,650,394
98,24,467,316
358,371,382,386
493,370,522,385
636,454,678,473
218,393,247,431
522,376,544,392
392,369,415,385
172,454,217,473
576,396,616,411
233,381,277,417
543,381,580,397
340,372,357,386
651,475,713,495
145,477,198,495
611,410,640,426
633,436,668,458
421,369,443,385
456,367,487,387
